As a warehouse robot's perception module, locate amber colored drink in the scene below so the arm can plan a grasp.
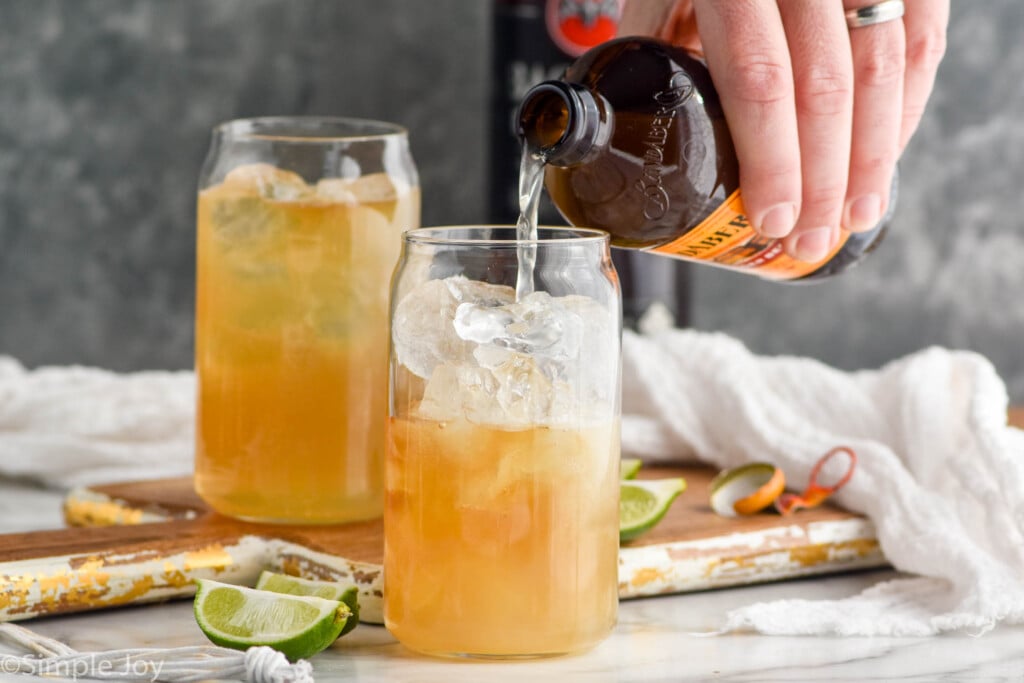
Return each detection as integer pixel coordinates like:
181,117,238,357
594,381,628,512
384,415,620,657
195,163,419,523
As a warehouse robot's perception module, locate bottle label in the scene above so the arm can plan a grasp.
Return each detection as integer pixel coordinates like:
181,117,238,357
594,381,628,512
546,0,623,57
651,189,847,280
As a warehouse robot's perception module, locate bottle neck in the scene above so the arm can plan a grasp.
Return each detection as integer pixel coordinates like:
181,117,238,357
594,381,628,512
517,81,607,167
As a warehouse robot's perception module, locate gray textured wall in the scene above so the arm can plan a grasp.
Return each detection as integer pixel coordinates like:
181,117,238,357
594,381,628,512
0,0,488,371
1,1,1023,400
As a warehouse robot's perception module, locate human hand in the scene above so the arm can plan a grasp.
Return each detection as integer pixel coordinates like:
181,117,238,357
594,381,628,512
619,0,948,262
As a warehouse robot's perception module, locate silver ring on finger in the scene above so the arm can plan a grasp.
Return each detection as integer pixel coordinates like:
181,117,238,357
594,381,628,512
845,0,905,29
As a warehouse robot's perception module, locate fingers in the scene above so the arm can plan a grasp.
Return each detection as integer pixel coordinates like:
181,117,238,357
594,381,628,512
692,0,802,242
619,1,701,50
679,0,945,261
842,0,906,233
899,0,949,151
778,1,854,260
618,0,678,36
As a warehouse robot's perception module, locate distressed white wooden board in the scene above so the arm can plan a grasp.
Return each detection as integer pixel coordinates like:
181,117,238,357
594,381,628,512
619,518,883,597
0,466,885,623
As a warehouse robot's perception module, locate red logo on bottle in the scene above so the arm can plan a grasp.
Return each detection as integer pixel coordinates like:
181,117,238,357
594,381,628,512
546,0,622,57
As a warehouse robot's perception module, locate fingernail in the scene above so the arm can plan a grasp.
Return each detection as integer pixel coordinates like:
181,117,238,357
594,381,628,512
758,203,797,238
794,227,832,262
845,194,881,232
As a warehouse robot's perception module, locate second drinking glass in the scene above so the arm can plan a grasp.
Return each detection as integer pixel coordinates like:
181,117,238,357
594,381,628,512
194,117,420,524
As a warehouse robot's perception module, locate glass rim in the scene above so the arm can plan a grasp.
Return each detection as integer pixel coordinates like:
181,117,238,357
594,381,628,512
213,116,408,142
403,226,610,247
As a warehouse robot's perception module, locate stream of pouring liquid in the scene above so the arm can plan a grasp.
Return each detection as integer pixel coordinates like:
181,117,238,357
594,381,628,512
515,148,546,301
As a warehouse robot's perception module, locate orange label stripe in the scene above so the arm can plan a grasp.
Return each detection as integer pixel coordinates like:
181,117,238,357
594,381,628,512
651,189,846,280
652,191,749,262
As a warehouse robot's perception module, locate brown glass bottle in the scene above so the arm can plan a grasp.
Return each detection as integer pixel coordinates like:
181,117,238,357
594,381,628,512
517,36,893,282
490,2,693,330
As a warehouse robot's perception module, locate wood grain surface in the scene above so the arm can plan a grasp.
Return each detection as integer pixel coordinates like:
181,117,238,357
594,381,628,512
18,465,865,565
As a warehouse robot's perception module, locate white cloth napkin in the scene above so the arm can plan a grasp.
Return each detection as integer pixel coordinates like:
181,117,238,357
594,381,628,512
623,329,1024,636
2,327,1024,637
0,357,194,488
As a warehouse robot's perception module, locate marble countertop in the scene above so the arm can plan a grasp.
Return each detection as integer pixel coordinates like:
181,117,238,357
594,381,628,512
4,482,1024,682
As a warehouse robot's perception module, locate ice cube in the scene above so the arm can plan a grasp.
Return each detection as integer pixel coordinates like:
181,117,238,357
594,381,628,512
454,290,613,390
510,292,583,359
314,178,358,203
342,173,408,220
392,280,466,380
302,173,404,207
453,291,567,354
474,346,575,425
452,304,515,346
446,276,517,308
400,275,616,428
417,363,496,424
222,163,310,201
392,276,515,379
348,173,400,203
203,192,271,248
302,203,400,338
417,351,574,429
555,294,617,400
201,165,308,256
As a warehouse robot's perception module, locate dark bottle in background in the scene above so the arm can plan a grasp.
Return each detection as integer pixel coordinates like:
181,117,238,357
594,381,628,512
489,0,691,331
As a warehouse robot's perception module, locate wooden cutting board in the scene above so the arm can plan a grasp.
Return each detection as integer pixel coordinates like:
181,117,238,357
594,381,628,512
1,408,1020,625
0,466,885,625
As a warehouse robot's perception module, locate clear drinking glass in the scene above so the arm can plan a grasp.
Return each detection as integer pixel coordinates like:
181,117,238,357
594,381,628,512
385,226,622,658
194,117,419,523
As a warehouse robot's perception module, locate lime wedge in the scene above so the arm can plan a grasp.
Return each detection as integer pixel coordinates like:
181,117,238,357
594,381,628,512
709,462,785,517
620,458,642,480
620,478,686,542
255,571,360,636
194,579,351,661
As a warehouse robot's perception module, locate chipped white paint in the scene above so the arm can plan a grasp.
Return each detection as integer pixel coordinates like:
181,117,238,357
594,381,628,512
268,541,384,624
805,518,878,544
0,535,267,622
63,488,195,526
0,536,385,625
619,519,884,599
